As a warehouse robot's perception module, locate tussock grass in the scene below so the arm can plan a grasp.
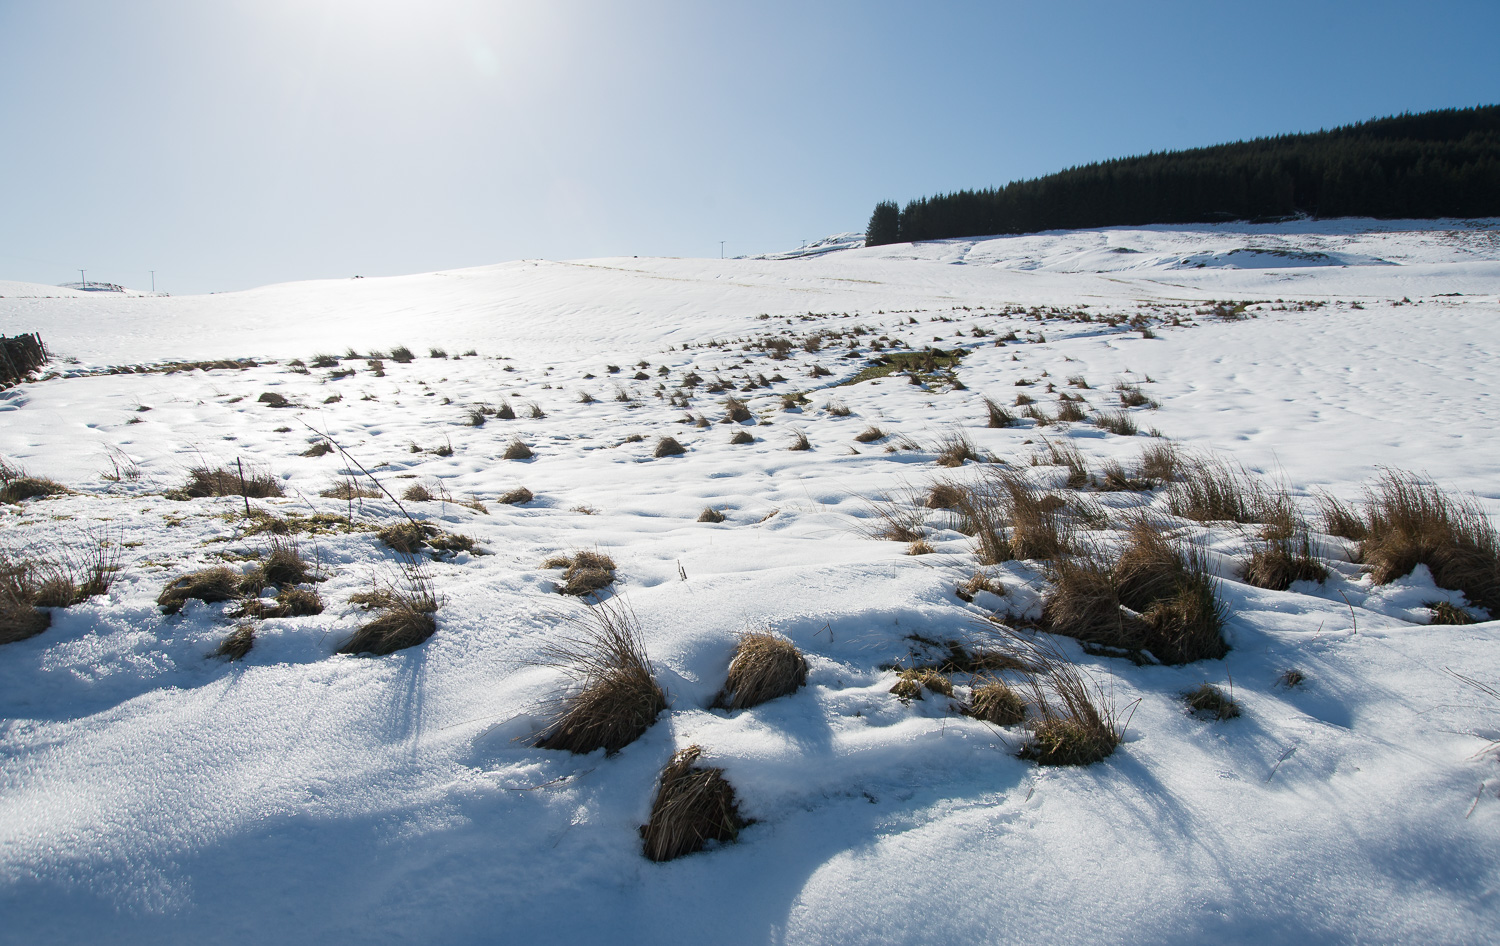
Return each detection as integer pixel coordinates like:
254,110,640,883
935,433,982,468
319,479,380,500
1277,668,1305,688
1138,441,1180,483
0,475,69,504
787,429,811,451
302,441,334,458
1428,601,1479,625
641,746,746,862
503,439,534,460
1183,683,1240,720
955,570,1006,602
1005,633,1123,766
925,481,965,510
158,566,242,615
1094,411,1137,436
1243,531,1328,590
1054,400,1088,423
984,397,1016,428
1043,519,1229,664
535,600,667,755
697,506,726,523
730,430,754,445
499,486,533,505
890,667,954,701
1355,471,1500,612
379,521,440,554
907,537,936,555
238,586,324,619
389,345,415,363
1315,490,1367,540
257,391,293,408
963,679,1026,725
1167,456,1271,524
723,397,752,423
215,623,256,660
401,483,435,502
170,465,284,500
956,469,1074,564
713,631,808,710
853,425,885,443
341,562,439,655
826,400,852,417
543,549,618,597
863,492,926,543
654,437,687,458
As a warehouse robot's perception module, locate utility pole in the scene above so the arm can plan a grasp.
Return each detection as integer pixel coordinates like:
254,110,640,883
79,269,86,288
720,241,725,259
150,271,156,293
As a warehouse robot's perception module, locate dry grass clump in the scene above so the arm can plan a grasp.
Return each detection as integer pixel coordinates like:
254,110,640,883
170,465,284,500
503,439,534,460
1034,439,1089,489
1167,456,1271,524
963,679,1026,725
239,586,324,619
158,566,242,615
1138,441,1180,483
1183,683,1241,720
320,478,380,500
730,430,754,445
0,553,55,644
1428,601,1479,625
499,486,534,505
0,475,69,504
379,521,440,554
713,631,808,710
389,345,415,363
401,483,435,502
543,549,618,597
1355,471,1500,613
1243,531,1328,590
301,441,334,458
215,623,256,660
1314,490,1367,540
641,746,746,862
787,429,811,451
1277,668,1305,688
654,436,687,458
890,667,953,701
984,397,1016,428
697,506,726,523
1007,634,1123,766
1054,400,1088,423
257,391,293,408
1094,411,1137,436
340,564,439,655
249,534,317,589
1043,519,1229,664
535,600,667,755
935,433,983,468
955,570,1006,602
0,536,120,618
864,492,926,543
826,400,852,417
925,481,965,510
957,469,1074,564
907,538,936,555
853,425,885,443
723,397,753,423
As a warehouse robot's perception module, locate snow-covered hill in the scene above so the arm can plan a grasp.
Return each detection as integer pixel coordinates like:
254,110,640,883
2,218,1498,945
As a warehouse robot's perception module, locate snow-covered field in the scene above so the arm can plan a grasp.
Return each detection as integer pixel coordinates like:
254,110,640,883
2,218,1499,945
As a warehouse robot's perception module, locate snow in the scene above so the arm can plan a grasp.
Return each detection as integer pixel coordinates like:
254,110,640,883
2,217,1498,944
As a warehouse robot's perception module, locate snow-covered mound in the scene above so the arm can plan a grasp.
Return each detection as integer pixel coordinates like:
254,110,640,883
1,219,1498,945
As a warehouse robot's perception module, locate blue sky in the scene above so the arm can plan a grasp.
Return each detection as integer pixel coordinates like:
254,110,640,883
2,0,1497,294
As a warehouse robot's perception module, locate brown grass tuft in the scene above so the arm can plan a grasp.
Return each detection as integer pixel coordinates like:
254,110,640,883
0,476,68,504
401,483,435,502
654,437,687,458
158,566,242,615
641,746,746,862
713,631,808,710
787,429,811,451
723,397,753,423
853,425,885,443
379,521,440,554
215,623,256,660
1356,471,1500,612
890,667,953,701
170,465,284,500
964,679,1026,725
1094,410,1137,436
955,570,1006,602
543,549,618,597
536,600,667,755
1428,601,1479,625
1183,683,1241,720
925,481,965,510
1243,530,1328,590
340,563,439,655
1003,633,1123,765
503,439,534,460
984,397,1016,428
730,430,754,445
1167,455,1271,524
500,486,534,505
907,537,936,555
697,506,726,523
1138,441,1180,483
320,478,380,500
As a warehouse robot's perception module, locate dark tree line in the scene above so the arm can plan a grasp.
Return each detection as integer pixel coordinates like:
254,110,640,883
867,105,1500,245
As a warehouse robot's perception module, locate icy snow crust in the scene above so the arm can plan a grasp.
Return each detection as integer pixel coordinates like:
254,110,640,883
2,218,1499,944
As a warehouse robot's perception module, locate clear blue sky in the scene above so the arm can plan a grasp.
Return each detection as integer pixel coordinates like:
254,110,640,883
2,0,1497,294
